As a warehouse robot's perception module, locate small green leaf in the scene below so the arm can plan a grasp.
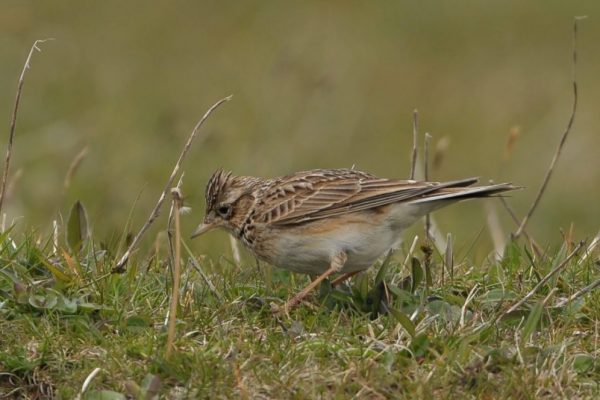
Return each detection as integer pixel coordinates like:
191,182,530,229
140,374,161,400
410,333,430,358
427,300,461,323
318,279,333,299
547,242,567,286
388,307,415,337
36,254,73,283
78,302,114,313
124,381,141,398
424,260,432,289
13,281,28,304
85,390,126,400
125,315,150,332
327,290,353,307
521,302,544,342
56,296,78,313
479,288,518,304
28,290,58,309
352,274,369,304
374,250,394,286
67,200,89,253
366,281,387,316
410,257,423,293
51,290,78,313
572,354,595,374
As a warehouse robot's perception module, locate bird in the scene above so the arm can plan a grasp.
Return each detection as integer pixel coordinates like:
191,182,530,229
191,168,516,312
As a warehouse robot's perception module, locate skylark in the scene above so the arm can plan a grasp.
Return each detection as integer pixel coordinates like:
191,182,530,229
192,168,515,311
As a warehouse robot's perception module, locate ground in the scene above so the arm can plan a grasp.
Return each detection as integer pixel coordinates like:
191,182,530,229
0,230,599,399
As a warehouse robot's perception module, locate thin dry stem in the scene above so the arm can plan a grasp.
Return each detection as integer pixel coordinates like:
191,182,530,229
504,126,521,160
580,230,599,264
0,39,53,215
432,136,450,171
393,235,419,287
409,109,418,180
229,235,242,266
184,244,223,302
485,202,506,261
401,235,419,271
445,232,453,281
166,188,183,360
76,368,103,400
5,168,23,201
499,197,544,258
460,284,479,329
424,133,432,242
504,241,584,315
64,146,89,190
514,17,585,238
52,220,59,255
167,174,185,272
426,215,447,254
113,95,232,273
556,278,600,308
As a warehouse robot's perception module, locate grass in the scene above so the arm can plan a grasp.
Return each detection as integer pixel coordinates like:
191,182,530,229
0,210,598,399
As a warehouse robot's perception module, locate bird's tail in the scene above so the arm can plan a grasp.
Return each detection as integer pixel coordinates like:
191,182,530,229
409,179,518,205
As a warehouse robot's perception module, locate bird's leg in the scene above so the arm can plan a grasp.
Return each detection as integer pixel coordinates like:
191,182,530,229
331,271,361,287
282,251,347,313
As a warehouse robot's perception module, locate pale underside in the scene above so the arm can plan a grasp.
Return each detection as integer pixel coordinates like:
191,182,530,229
254,202,431,275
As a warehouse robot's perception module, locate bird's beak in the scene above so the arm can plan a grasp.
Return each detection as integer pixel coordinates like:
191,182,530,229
191,222,216,239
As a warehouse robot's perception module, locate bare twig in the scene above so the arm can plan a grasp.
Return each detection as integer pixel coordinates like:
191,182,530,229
0,39,53,215
409,109,418,180
556,278,600,308
183,243,223,302
64,146,89,190
113,95,232,273
549,233,600,307
5,168,23,201
499,197,544,258
514,17,586,238
432,136,450,171
424,133,432,242
401,235,419,271
167,174,185,273
504,241,584,315
229,235,242,266
504,126,521,160
579,230,599,264
52,220,59,255
393,235,419,286
166,188,183,360
445,232,453,281
75,368,103,400
485,202,506,261
426,215,447,254
460,284,479,329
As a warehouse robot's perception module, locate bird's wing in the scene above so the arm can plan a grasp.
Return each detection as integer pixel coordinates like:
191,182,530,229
253,169,479,225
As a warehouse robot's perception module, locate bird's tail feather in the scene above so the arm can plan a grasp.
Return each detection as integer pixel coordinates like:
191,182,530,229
409,182,517,204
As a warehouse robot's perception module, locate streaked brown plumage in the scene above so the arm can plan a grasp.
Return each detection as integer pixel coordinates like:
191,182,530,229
192,168,516,310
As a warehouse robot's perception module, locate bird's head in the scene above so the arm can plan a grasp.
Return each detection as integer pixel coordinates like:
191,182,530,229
191,169,259,238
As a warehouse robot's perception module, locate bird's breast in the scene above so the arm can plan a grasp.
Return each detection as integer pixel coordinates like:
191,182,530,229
247,210,406,275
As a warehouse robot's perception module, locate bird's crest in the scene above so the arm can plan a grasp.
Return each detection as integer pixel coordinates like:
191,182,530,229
205,169,232,211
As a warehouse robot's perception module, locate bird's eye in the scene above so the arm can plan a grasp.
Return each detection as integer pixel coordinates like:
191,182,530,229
217,204,231,218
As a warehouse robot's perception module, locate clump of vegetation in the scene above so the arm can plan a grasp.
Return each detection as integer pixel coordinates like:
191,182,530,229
0,212,598,398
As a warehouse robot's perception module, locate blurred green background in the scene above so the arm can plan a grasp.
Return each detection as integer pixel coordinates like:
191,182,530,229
1,1,598,259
